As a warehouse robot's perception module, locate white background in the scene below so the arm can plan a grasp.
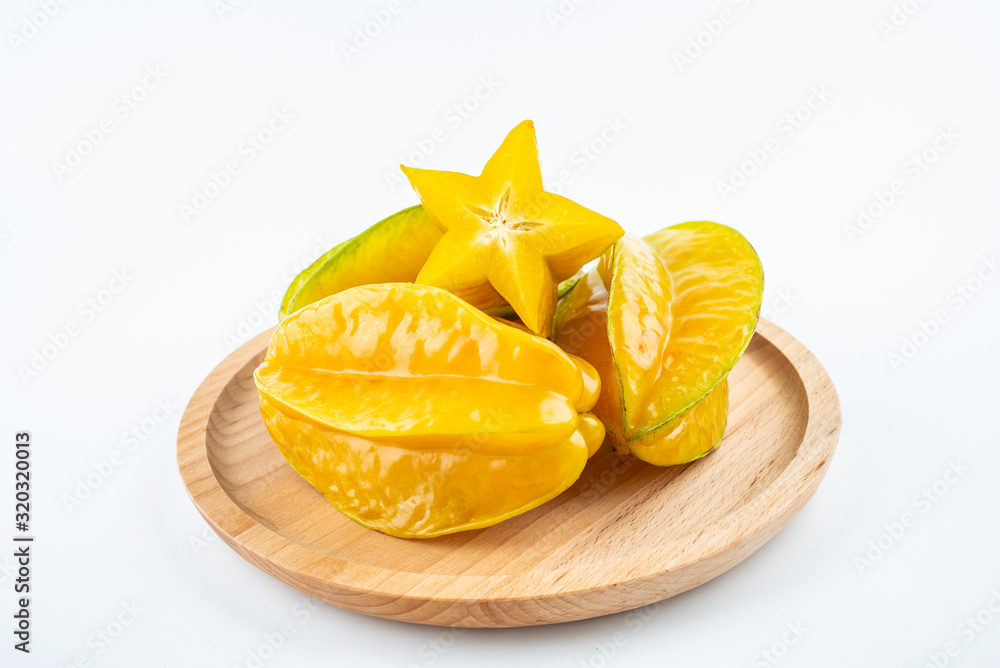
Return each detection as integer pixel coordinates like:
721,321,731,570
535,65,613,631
1,0,999,666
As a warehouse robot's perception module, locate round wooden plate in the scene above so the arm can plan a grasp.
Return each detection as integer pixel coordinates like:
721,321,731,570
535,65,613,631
177,319,840,628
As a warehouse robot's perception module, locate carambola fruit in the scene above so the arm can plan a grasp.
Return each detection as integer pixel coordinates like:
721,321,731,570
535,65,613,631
553,221,763,464
401,120,623,336
256,283,605,538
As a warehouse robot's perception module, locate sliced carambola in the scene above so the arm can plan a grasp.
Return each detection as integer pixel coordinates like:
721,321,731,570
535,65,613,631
598,235,673,441
624,380,729,466
638,221,762,429
402,120,623,336
553,222,762,465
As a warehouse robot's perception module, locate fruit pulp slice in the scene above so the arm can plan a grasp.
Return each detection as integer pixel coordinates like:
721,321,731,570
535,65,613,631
552,270,730,464
599,235,672,438
638,221,762,432
553,221,761,465
402,120,623,336
623,379,728,466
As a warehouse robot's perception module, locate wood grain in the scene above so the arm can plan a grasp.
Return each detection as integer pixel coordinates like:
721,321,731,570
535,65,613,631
177,319,841,628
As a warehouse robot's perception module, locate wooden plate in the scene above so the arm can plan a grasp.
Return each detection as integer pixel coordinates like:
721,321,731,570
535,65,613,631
177,319,840,628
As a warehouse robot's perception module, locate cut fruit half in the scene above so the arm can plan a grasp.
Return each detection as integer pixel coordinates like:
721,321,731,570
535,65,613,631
553,221,762,464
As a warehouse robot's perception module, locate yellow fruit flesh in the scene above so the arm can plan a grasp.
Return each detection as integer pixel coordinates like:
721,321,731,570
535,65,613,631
638,221,762,431
403,120,623,336
553,219,760,465
623,380,729,466
552,270,729,465
599,236,672,438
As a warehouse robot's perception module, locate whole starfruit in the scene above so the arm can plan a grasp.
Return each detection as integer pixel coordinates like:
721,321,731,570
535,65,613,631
255,283,604,538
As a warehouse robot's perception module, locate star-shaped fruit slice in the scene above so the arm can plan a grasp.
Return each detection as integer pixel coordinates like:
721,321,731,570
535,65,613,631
401,120,623,337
